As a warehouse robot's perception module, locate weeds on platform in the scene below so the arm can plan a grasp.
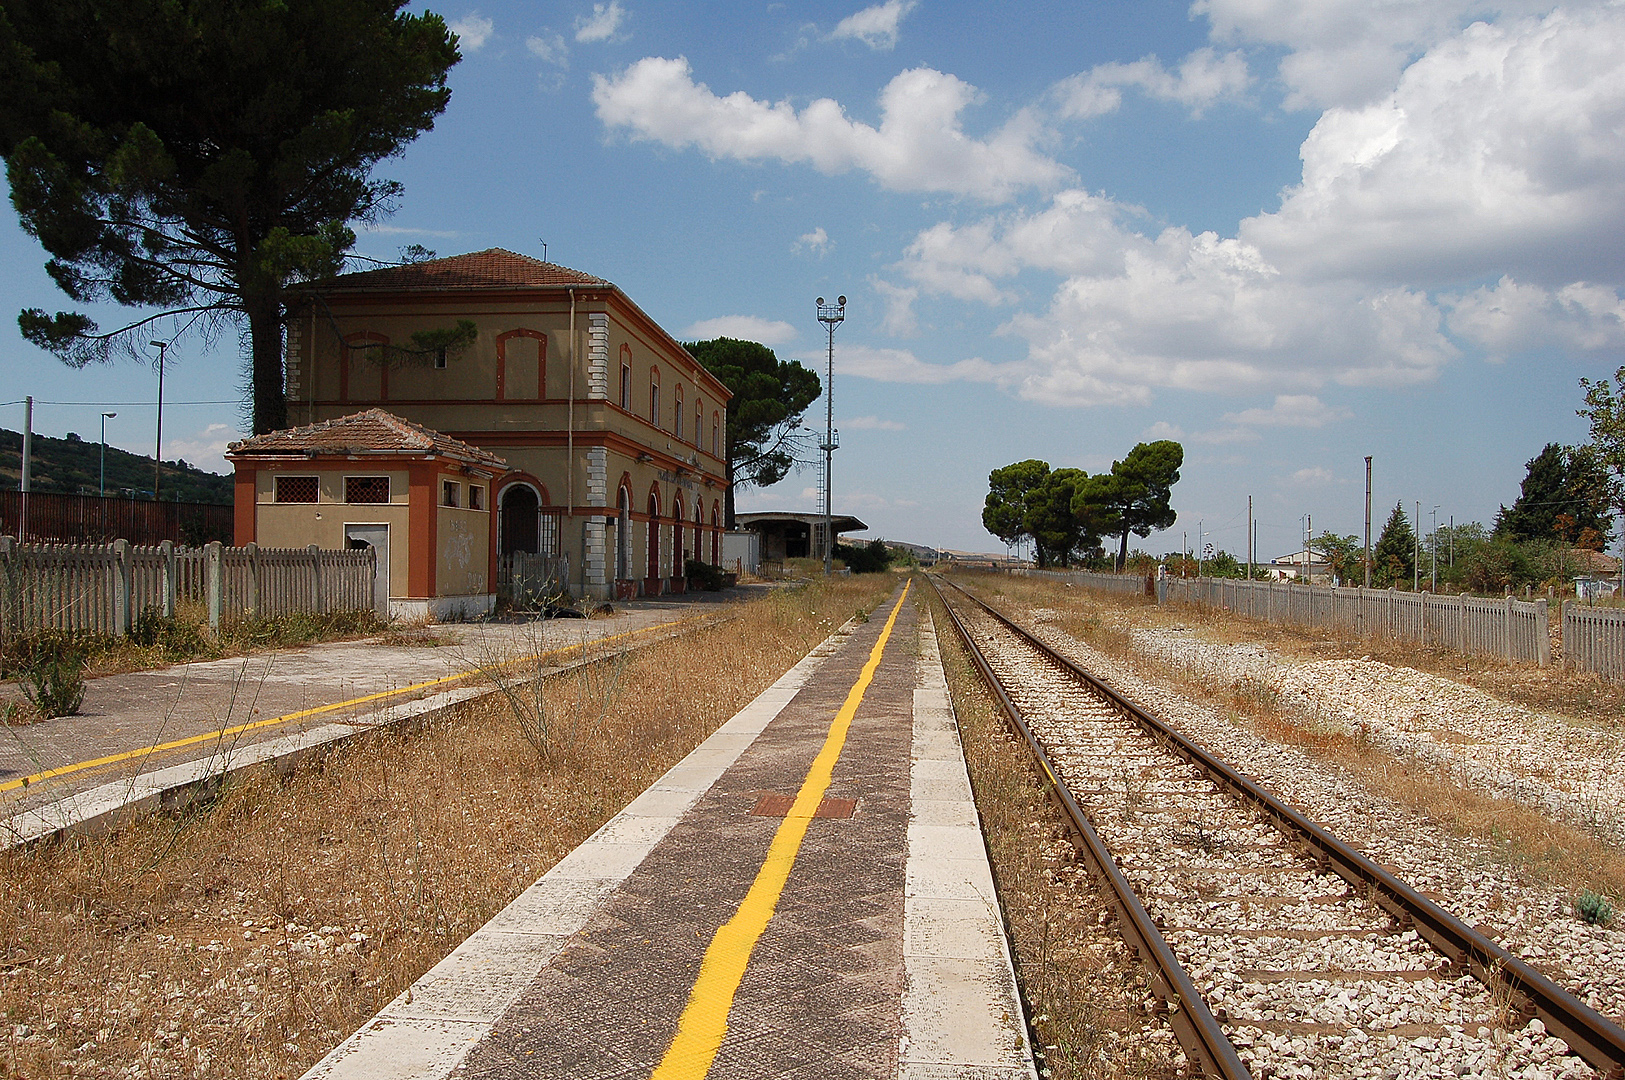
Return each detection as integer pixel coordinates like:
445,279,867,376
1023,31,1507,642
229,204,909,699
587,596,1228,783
0,575,890,1080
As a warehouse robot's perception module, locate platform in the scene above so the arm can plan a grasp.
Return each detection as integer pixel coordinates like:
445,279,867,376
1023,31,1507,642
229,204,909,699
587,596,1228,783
301,582,1036,1080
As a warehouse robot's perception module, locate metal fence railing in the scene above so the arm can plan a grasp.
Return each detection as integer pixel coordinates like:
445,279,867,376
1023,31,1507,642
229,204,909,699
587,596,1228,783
1,491,234,545
0,537,377,638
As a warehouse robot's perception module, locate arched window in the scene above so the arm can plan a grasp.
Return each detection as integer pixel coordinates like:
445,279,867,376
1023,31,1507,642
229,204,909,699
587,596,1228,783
694,501,703,565
694,398,702,447
675,384,684,440
672,492,686,568
495,329,547,400
649,367,660,427
712,412,720,458
619,344,633,410
711,502,721,564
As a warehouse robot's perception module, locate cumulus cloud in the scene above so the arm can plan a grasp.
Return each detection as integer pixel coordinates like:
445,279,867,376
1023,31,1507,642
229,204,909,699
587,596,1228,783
1141,420,1185,440
1289,466,1336,486
1444,276,1625,359
681,315,798,345
449,12,494,51
794,227,832,255
575,1,627,43
1241,7,1625,287
1054,47,1250,119
843,415,907,430
830,0,917,50
166,423,240,475
1194,0,1555,110
591,58,1071,201
871,277,920,337
1221,394,1350,429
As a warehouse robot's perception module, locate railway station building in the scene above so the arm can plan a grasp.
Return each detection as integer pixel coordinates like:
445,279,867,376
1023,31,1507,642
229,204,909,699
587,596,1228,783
269,248,733,602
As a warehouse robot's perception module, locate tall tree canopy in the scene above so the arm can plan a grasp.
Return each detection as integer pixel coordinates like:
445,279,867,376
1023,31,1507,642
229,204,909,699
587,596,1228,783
1075,440,1183,569
1494,442,1614,547
0,0,461,434
1579,366,1625,567
686,337,821,527
1373,502,1417,587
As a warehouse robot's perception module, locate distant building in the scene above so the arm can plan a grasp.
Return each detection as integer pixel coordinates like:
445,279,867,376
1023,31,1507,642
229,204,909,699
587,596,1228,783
280,249,732,600
1268,549,1332,582
736,512,867,562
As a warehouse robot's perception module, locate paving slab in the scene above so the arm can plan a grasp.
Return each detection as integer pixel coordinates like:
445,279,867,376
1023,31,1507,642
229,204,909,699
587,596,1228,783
300,584,1036,1080
0,589,758,824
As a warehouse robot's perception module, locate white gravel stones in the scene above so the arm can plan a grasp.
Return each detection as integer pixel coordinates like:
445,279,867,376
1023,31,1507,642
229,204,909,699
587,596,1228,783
952,597,1620,1079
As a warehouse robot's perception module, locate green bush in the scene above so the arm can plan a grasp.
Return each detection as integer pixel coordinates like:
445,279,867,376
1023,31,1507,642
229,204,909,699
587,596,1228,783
833,539,893,574
1576,890,1614,926
19,643,86,718
685,558,725,591
130,607,210,655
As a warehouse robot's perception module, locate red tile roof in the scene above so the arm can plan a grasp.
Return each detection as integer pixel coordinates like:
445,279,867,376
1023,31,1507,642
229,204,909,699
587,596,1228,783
227,409,508,472
316,248,611,292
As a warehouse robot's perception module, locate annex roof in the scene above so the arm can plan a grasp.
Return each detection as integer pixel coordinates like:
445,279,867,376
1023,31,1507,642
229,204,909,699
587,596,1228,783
736,512,868,535
227,409,509,473
314,248,612,292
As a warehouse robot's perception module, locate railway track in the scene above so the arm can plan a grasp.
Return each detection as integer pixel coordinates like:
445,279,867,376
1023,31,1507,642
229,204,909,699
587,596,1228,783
929,575,1625,1080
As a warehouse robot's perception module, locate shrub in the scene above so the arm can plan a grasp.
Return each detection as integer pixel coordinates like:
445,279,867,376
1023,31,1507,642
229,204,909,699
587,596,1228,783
130,607,210,655
833,538,893,574
19,643,86,718
1576,890,1614,926
685,559,725,591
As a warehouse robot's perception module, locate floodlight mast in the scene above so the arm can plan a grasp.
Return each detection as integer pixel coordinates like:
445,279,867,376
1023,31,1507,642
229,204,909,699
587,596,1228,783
816,296,846,575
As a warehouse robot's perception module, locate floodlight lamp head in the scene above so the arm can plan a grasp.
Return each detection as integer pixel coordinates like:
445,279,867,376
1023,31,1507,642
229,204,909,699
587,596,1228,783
816,297,825,306
149,340,167,349
837,295,846,306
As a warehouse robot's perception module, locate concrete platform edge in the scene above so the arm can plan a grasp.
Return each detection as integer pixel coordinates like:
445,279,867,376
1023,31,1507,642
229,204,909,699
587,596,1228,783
900,606,1039,1080
296,616,861,1080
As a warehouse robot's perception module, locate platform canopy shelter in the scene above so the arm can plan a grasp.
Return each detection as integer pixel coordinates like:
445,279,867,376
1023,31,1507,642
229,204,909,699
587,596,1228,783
736,511,867,563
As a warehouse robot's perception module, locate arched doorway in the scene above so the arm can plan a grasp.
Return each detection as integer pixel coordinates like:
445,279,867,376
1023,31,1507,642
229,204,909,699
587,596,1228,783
616,487,631,582
711,503,720,565
500,484,540,555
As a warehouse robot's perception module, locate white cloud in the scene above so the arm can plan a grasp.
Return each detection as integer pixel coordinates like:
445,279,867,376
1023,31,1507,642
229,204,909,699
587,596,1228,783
819,343,1016,386
527,33,569,67
1289,466,1335,486
681,315,798,345
1194,0,1556,110
1241,7,1625,287
167,423,241,475
591,59,1071,202
794,227,832,256
871,277,919,337
575,2,627,43
1192,426,1262,445
843,415,907,430
449,12,494,51
1220,394,1350,429
1444,276,1625,359
360,224,460,238
1054,47,1250,119
830,0,918,50
1141,420,1185,440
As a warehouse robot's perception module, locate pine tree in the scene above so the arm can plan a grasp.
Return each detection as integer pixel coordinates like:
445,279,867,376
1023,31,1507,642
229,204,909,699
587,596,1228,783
1373,502,1417,588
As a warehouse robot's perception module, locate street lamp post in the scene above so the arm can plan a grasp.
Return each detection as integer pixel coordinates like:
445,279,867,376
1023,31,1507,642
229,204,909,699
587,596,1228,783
1430,505,1440,592
815,296,845,575
99,412,117,496
149,340,168,500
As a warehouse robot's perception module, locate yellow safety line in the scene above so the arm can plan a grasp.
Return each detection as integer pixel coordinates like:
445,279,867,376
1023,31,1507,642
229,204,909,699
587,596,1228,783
1,614,708,796
649,580,912,1080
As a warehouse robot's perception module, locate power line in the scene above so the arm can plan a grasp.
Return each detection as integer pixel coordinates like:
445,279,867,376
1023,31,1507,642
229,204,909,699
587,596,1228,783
0,399,236,407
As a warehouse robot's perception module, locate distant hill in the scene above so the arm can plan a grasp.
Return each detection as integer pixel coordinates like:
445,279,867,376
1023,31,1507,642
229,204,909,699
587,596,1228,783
0,427,232,504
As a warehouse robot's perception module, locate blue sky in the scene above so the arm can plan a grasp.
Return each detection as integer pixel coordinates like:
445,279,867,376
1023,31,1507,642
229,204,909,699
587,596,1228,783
3,0,1623,559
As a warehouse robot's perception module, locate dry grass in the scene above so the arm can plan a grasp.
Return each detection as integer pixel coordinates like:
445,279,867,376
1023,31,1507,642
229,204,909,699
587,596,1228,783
925,584,1178,1080
954,571,1625,911
0,576,891,1080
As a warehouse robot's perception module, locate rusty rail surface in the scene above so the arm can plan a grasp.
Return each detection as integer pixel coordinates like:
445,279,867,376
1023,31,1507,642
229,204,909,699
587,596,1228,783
932,574,1625,1080
928,574,1251,1079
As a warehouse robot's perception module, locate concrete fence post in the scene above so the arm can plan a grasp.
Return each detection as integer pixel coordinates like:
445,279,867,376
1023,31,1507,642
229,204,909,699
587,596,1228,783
112,538,131,637
1560,600,1570,671
160,539,176,619
1536,597,1550,667
206,541,223,631
309,544,322,614
245,542,260,617
1505,594,1515,663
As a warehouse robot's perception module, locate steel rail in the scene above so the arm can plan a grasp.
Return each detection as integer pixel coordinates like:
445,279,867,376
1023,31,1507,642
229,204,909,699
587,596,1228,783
927,575,1252,1079
942,575,1625,1080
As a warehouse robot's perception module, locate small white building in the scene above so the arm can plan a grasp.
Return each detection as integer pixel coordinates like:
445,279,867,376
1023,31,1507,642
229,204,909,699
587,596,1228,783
1268,549,1332,582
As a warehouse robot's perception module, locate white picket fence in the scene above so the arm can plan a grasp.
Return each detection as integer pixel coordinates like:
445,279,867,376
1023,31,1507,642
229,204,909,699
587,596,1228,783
1563,602,1625,682
0,537,377,638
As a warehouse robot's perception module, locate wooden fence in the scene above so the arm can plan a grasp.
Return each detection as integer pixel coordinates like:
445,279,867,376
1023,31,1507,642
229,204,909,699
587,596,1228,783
0,538,377,638
1,491,234,546
1564,603,1625,682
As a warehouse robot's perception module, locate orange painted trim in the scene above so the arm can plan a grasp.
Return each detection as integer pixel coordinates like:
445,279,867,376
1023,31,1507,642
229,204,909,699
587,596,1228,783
495,327,548,402
408,463,437,598
233,467,257,545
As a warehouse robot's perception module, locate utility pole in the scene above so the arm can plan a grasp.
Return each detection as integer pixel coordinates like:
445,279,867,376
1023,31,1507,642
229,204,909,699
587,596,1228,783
1305,513,1312,583
1247,495,1253,581
1414,499,1420,591
1430,505,1439,591
1197,520,1204,577
99,412,117,496
815,296,845,574
150,340,169,500
19,396,32,543
1364,456,1373,588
